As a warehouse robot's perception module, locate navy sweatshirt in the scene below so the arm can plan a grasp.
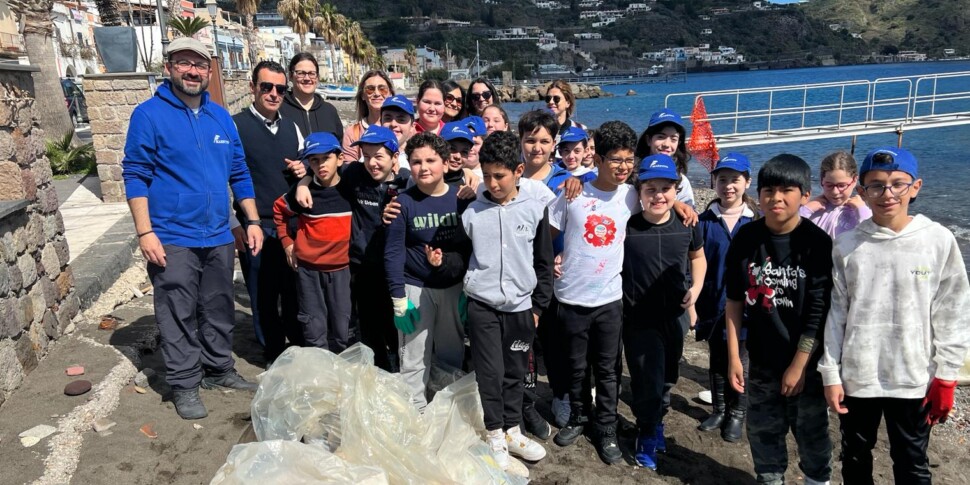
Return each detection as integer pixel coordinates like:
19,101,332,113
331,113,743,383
338,163,411,268
384,184,473,298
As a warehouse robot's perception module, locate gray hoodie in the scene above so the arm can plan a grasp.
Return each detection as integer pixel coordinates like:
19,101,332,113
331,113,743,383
818,215,970,398
462,188,555,315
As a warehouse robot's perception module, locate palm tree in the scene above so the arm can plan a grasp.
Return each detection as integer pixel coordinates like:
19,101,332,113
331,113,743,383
15,0,75,140
168,16,209,38
340,20,365,82
236,0,259,67
405,43,418,84
277,0,315,52
93,0,122,26
311,3,342,82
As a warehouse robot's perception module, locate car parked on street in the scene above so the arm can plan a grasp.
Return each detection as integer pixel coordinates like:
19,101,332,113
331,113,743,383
61,78,89,126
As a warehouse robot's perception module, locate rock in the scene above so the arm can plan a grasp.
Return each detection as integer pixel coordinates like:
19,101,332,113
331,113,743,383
139,423,157,439
92,418,116,433
64,379,92,396
133,368,155,387
133,385,147,394
66,365,85,376
19,424,56,447
626,89,637,96
192,423,203,430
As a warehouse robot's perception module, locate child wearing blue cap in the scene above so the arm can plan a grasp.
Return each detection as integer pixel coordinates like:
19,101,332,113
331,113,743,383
635,108,696,208
622,153,707,471
441,121,475,187
725,154,833,485
819,147,970,484
464,116,487,177
695,152,759,443
272,132,353,352
556,126,598,184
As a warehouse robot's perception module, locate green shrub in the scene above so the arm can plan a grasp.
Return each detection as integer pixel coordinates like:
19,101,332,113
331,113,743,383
46,133,96,175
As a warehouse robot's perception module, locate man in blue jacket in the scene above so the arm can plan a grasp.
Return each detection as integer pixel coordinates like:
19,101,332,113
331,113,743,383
122,37,265,420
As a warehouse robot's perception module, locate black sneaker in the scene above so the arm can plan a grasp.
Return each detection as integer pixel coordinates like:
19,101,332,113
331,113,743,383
172,388,207,420
522,403,552,440
595,427,623,464
201,369,258,391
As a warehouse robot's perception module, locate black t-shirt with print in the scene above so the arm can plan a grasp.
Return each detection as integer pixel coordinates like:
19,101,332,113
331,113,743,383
725,218,833,375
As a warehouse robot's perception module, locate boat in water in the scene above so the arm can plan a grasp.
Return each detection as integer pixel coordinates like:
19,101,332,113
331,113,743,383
316,84,356,100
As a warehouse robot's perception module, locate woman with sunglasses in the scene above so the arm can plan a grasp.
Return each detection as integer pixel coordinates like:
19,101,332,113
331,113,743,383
441,80,466,123
279,53,343,140
414,79,446,135
465,78,500,117
545,80,586,143
343,70,395,162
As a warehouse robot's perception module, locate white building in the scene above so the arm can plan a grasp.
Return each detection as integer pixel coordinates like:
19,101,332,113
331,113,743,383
574,32,603,40
627,3,650,14
52,0,100,78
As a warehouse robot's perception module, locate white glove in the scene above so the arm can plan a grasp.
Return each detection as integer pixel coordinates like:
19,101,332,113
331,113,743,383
392,297,408,317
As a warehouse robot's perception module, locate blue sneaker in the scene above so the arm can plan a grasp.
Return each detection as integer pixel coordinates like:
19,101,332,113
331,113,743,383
655,423,666,453
635,434,658,470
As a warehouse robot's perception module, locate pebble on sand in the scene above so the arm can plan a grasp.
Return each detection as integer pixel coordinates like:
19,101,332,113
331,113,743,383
64,380,92,396
66,365,85,376
19,424,57,447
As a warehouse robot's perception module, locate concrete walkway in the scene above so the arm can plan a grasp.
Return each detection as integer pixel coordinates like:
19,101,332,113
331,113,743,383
55,175,129,264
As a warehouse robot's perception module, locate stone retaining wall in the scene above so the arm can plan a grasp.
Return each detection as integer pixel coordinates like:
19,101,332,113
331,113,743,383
224,73,250,115
83,73,159,203
0,65,79,407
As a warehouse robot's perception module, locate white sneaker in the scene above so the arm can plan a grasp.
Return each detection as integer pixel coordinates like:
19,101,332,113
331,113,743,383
552,395,570,428
506,425,547,461
804,479,830,485
487,428,510,470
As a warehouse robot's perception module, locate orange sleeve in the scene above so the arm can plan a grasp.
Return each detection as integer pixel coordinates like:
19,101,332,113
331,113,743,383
273,195,295,247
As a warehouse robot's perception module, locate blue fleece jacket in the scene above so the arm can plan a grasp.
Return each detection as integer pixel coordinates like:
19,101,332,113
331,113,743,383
695,203,755,339
122,80,255,248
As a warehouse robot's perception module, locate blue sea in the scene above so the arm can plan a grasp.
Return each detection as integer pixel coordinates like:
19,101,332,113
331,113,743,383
505,61,970,269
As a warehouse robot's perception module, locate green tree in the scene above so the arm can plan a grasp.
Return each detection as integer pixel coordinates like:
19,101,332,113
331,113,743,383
422,68,449,82
278,0,315,51
168,16,210,38
405,43,418,83
312,3,344,81
236,0,260,67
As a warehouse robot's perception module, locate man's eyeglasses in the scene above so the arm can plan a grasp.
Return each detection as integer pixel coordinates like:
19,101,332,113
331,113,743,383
171,60,210,73
471,91,492,101
605,157,636,167
293,70,317,79
821,179,855,192
545,95,562,104
259,82,288,95
444,94,462,105
861,181,915,198
364,84,390,96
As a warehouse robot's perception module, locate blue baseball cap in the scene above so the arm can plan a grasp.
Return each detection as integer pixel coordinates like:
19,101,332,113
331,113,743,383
381,95,414,117
860,147,918,180
351,125,399,153
463,116,487,137
712,152,751,174
559,126,589,145
441,121,474,143
638,154,679,181
648,108,685,131
301,132,341,160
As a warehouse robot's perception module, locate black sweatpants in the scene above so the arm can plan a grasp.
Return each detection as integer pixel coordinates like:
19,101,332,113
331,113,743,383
351,263,398,372
839,396,932,485
295,266,351,352
239,228,301,359
623,316,684,434
558,300,623,431
708,325,749,413
467,298,534,431
149,244,236,391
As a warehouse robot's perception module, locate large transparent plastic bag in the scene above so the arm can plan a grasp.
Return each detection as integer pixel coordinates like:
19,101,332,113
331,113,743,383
210,440,388,485
248,344,528,485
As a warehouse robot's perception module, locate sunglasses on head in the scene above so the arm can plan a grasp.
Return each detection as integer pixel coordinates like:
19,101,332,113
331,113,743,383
364,84,389,96
545,95,562,104
259,82,288,95
471,91,492,101
445,94,463,104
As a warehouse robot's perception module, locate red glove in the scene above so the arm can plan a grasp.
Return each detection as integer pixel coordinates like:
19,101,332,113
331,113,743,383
922,378,957,426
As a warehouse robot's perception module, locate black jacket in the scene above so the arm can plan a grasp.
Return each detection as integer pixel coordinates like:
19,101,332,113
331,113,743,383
279,91,344,140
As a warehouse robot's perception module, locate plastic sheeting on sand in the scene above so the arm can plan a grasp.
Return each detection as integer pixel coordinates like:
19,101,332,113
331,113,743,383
236,344,528,485
210,440,389,484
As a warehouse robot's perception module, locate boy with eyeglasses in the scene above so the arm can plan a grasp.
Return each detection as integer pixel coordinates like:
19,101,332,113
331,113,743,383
549,121,641,464
819,147,970,485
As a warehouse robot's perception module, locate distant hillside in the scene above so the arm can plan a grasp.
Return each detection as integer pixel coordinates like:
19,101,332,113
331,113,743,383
251,0,967,75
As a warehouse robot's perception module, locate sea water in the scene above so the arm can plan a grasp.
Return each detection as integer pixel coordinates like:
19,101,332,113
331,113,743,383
505,61,970,270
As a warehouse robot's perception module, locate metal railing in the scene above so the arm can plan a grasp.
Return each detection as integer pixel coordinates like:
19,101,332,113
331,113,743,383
665,71,970,148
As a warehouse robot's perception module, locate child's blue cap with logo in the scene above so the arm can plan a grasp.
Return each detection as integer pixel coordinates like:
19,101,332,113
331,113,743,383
381,95,415,117
638,154,679,181
463,116,487,137
559,126,589,145
647,108,685,130
441,121,474,143
351,125,399,154
301,132,341,160
861,147,918,180
712,152,751,174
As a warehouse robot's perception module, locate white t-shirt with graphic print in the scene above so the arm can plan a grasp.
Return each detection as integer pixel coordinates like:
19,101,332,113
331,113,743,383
549,182,640,308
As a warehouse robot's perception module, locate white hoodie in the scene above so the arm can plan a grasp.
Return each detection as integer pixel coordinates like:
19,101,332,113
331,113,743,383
818,215,970,398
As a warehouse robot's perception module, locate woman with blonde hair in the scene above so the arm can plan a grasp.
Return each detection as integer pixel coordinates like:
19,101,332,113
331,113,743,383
342,70,394,162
